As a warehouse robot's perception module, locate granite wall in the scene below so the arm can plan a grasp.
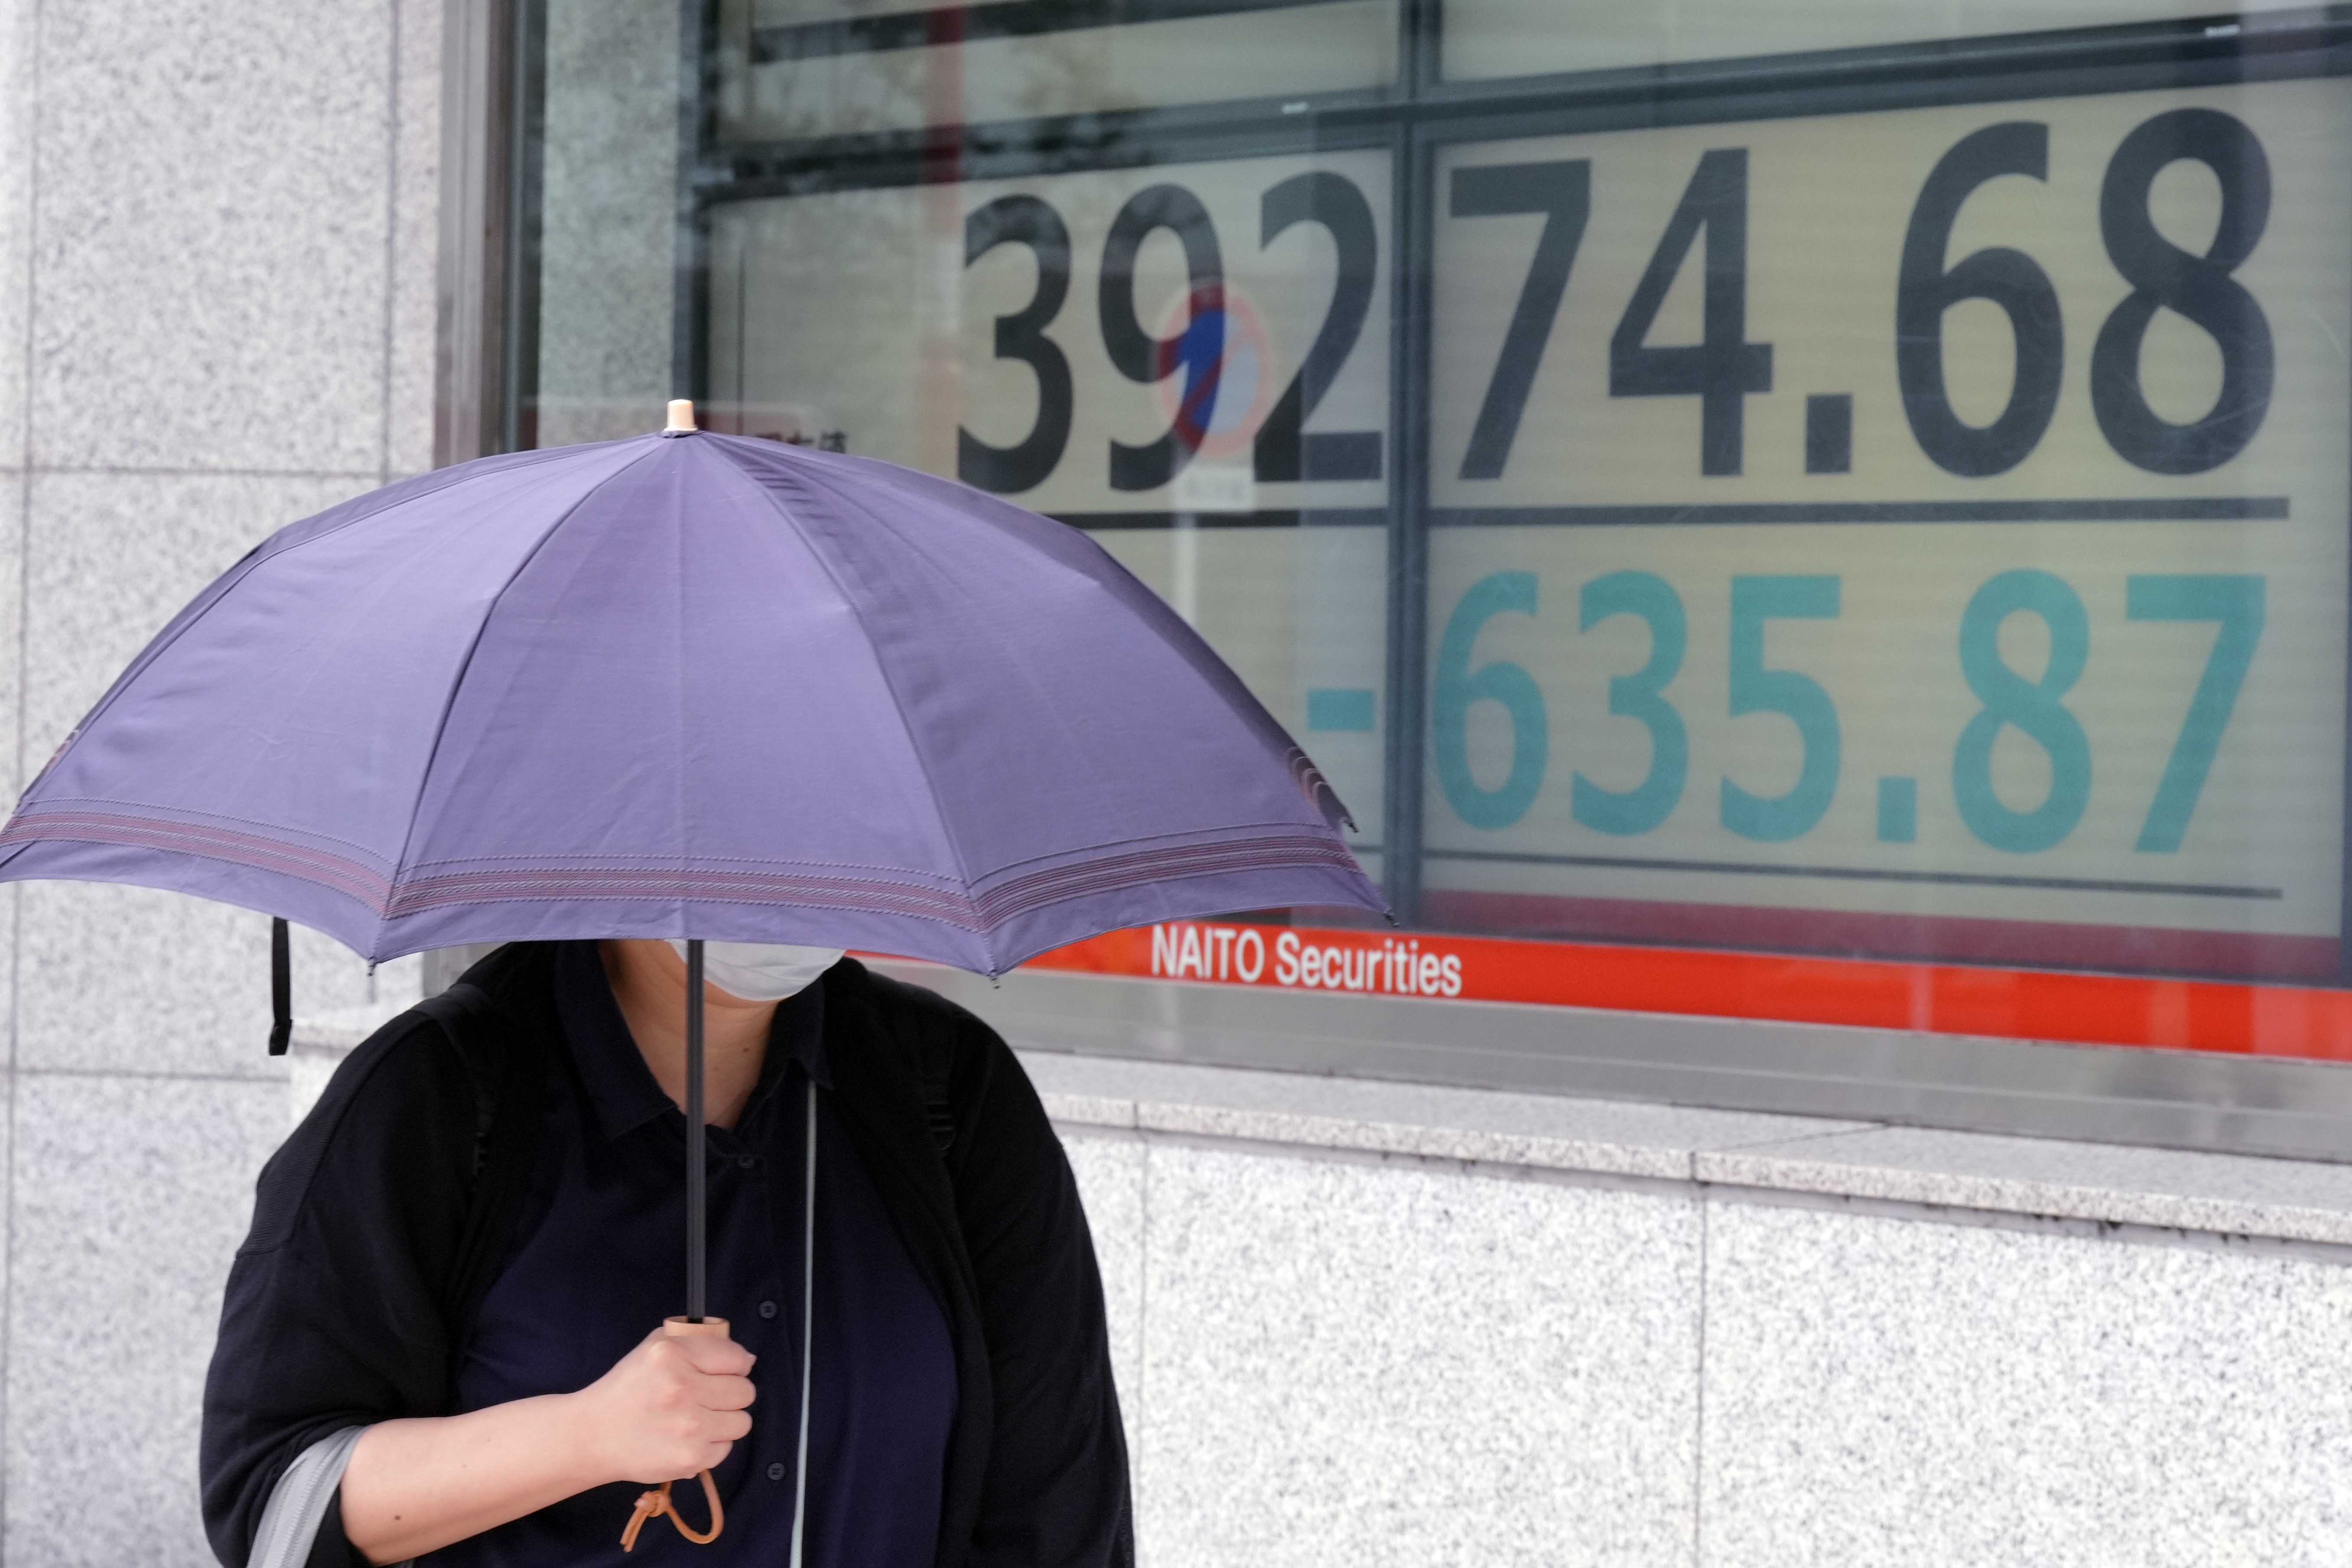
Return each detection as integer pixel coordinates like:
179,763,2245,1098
0,2,438,1558
1036,1057,2352,1568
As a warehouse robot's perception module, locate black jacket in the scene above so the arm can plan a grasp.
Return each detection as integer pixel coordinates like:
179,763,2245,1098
201,944,1133,1568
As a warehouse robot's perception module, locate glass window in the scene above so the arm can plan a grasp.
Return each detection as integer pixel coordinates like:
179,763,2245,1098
509,3,2352,1118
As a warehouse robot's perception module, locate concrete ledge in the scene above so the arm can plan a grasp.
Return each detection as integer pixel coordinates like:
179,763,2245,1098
1017,1048,2352,1251
1694,1122,2352,1248
1019,1048,1867,1180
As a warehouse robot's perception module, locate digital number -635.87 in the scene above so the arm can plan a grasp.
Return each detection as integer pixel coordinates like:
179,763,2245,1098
1436,569,2264,854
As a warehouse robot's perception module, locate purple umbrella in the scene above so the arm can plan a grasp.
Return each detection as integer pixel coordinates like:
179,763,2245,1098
2,409,1377,969
0,401,1381,1326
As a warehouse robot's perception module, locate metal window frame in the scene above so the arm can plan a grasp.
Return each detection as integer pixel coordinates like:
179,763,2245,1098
433,0,510,469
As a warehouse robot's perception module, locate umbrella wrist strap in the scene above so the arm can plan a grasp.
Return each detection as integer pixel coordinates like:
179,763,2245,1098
621,1470,723,1551
621,1317,733,1550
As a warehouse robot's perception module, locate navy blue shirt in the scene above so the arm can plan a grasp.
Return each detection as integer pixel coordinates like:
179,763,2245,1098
425,942,958,1568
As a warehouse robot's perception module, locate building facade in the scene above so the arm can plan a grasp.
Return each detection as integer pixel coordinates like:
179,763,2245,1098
0,3,440,1562
9,1,2352,1562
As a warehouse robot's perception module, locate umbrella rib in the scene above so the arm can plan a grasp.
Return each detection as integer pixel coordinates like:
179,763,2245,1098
743,450,1159,856
700,442,986,906
382,443,671,905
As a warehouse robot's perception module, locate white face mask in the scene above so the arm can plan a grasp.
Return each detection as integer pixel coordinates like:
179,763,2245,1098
665,940,846,1002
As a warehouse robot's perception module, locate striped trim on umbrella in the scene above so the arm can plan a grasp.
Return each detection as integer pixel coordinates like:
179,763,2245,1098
1,802,1359,936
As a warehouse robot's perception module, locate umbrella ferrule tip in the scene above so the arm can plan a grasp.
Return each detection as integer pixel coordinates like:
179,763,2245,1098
664,399,697,435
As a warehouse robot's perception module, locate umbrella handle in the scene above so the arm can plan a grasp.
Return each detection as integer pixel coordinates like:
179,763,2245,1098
618,1317,733,1551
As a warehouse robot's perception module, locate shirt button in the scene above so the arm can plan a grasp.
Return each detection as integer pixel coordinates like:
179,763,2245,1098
759,1300,779,1319
738,1155,758,1170
767,1461,787,1482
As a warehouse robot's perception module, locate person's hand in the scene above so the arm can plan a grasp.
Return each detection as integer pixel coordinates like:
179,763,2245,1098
342,1326,759,1561
574,1324,756,1483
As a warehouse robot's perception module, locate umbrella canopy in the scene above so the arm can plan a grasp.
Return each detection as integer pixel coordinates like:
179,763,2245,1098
0,426,1383,971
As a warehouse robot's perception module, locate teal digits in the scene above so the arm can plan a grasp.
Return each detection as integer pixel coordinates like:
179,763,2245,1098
1952,570,2090,852
2127,574,2263,853
1434,571,1548,829
1721,575,1841,842
1876,776,1918,843
1573,571,1687,835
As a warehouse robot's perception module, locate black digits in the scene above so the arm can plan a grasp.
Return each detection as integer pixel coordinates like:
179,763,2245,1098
1452,160,1591,481
958,196,1074,495
1099,185,1225,492
1608,149,1772,478
1255,172,1382,483
1895,122,2063,478
2091,108,2273,474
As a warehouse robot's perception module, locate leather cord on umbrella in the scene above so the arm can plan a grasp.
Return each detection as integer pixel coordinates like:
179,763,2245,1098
622,1469,723,1551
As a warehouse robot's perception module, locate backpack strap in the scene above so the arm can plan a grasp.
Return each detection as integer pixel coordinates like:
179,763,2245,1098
896,997,961,1157
849,965,972,1158
416,980,546,1339
417,983,499,1177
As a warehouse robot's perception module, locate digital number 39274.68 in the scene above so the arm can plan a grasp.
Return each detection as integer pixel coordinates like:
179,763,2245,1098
1437,569,2265,854
1451,107,2274,481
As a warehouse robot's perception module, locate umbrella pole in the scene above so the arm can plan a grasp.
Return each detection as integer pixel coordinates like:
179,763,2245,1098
635,937,727,1549
685,938,707,1323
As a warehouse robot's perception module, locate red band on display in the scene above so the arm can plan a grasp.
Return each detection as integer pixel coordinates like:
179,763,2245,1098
1016,921,2352,1062
1419,890,2341,982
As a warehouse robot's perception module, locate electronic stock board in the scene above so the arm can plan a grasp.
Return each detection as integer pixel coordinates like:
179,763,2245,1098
706,21,2352,981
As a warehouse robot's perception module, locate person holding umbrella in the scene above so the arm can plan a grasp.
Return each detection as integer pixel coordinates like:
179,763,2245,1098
208,932,1127,1567
0,406,1380,1565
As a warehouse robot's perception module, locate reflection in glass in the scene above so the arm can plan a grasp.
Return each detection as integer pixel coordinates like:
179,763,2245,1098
1443,0,2316,84
718,0,1397,143
534,0,680,447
